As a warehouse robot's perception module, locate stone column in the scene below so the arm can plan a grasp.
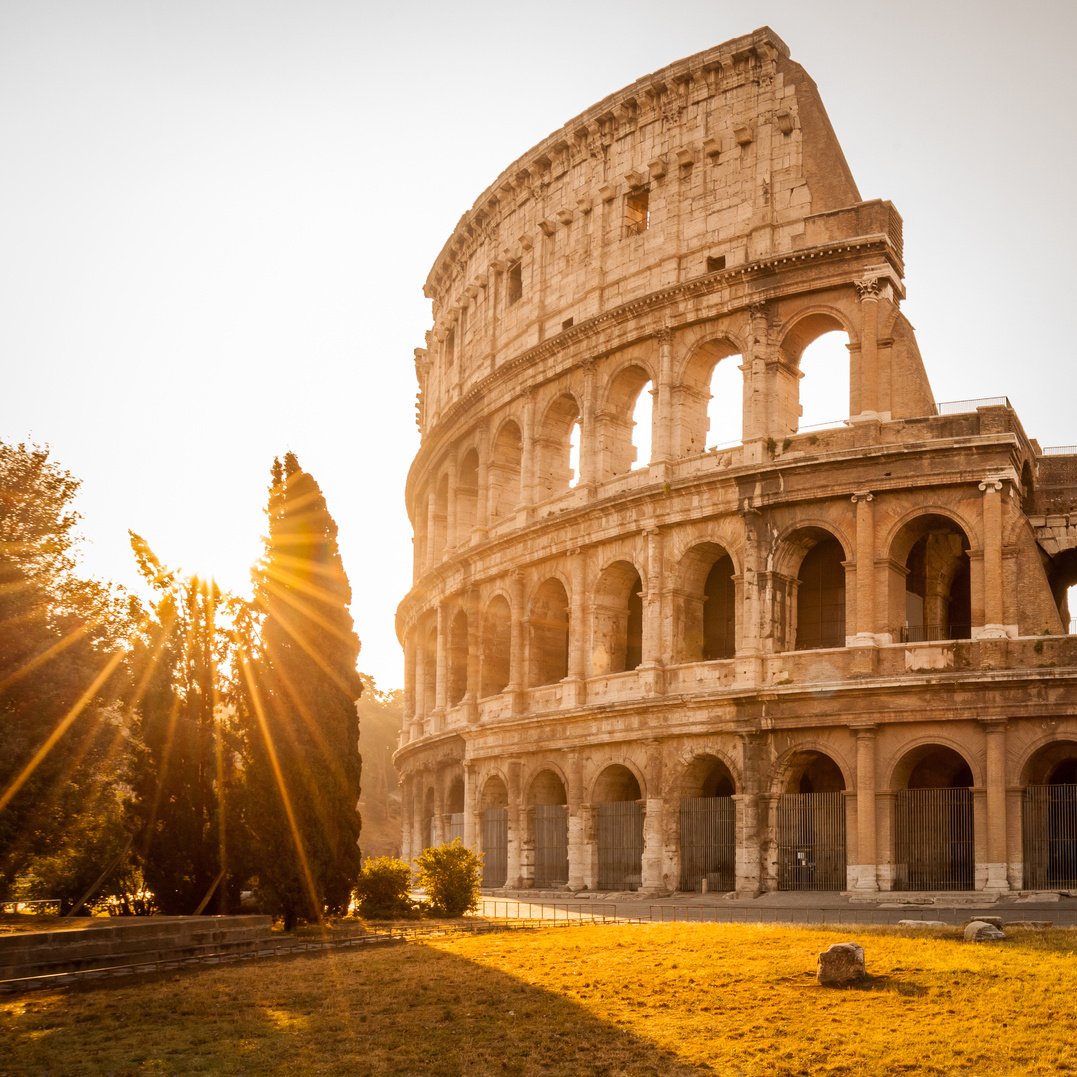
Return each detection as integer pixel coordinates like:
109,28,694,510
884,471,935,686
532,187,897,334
579,360,598,489
565,751,587,890
735,732,764,894
641,741,665,893
445,451,458,548
741,302,769,463
509,571,528,715
506,760,523,888
413,627,428,727
565,549,587,707
474,428,489,538
402,632,416,729
640,528,666,687
850,492,876,645
433,603,447,717
520,389,536,509
982,718,1010,891
854,276,879,418
425,490,437,572
465,589,481,725
651,327,674,464
462,761,478,852
852,725,878,892
977,477,1008,638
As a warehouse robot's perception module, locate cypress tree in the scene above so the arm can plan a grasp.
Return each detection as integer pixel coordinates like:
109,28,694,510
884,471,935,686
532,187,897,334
239,453,362,926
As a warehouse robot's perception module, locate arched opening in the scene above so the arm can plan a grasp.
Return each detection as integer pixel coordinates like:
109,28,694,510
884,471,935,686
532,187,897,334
488,420,522,519
592,560,644,674
423,787,435,851
629,380,653,470
527,770,568,888
529,578,569,687
446,609,468,706
432,474,449,559
890,515,972,642
1022,741,1077,889
777,750,846,891
678,757,735,892
480,776,509,888
593,765,643,891
797,330,850,431
893,745,974,891
792,533,846,650
706,355,743,448
421,620,438,715
1046,548,1077,635
445,775,465,844
455,449,479,543
480,595,511,697
535,395,580,500
1021,460,1035,517
602,365,652,478
675,542,736,662
568,418,581,488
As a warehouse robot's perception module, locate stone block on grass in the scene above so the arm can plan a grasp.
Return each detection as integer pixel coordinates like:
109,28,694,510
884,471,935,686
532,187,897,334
817,942,866,985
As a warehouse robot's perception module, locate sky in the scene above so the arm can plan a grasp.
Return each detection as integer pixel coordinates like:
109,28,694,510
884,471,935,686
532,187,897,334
3,0,1076,690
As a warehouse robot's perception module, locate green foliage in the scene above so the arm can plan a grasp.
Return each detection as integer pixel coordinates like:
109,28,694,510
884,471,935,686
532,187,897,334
354,856,415,919
0,441,134,900
237,453,363,928
415,841,481,918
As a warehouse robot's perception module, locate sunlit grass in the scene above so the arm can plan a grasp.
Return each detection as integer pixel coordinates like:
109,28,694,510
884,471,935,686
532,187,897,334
3,922,1077,1075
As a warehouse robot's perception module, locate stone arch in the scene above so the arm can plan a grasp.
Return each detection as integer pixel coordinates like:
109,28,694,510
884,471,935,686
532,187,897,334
480,593,511,697
776,747,849,795
676,753,737,892
591,762,644,891
444,773,465,843
774,525,849,652
674,541,737,662
455,447,480,543
1020,739,1077,889
488,418,523,519
591,761,646,803
479,773,509,887
422,785,436,850
534,392,581,500
890,743,975,891
526,767,569,888
774,746,847,891
778,308,857,434
591,558,644,674
676,336,745,457
529,576,570,686
432,472,449,558
420,615,438,716
446,606,469,706
599,362,655,478
887,513,972,642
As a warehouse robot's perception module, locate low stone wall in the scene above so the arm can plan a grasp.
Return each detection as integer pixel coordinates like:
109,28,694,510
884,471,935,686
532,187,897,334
0,915,273,983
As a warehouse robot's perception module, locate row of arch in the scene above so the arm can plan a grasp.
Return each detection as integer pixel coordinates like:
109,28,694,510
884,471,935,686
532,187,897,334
409,739,1077,893
415,322,852,566
409,512,974,713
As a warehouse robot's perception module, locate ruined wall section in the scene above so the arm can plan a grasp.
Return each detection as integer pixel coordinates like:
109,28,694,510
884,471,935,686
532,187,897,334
417,26,867,436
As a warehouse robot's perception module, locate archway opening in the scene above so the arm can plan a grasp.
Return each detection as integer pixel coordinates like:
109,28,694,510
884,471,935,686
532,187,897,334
592,561,644,674
593,764,643,891
568,418,581,488
528,770,568,888
706,355,743,448
536,395,580,499
480,776,509,888
489,421,522,520
675,542,736,662
679,757,735,892
896,516,972,642
792,533,846,651
1046,548,1077,635
629,380,653,470
421,620,437,716
423,787,435,851
778,751,846,891
480,595,511,698
1022,741,1077,889
447,609,468,706
456,449,479,543
445,775,465,844
797,329,850,432
529,579,569,687
603,365,652,478
893,745,973,891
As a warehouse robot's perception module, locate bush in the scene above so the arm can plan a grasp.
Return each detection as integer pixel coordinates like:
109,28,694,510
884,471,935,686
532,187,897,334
415,840,482,918
354,856,415,919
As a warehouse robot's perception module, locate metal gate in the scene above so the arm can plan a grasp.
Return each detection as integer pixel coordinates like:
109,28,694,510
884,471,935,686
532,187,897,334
678,796,735,892
894,787,974,890
445,812,464,845
481,807,508,888
778,792,846,891
596,801,643,890
533,804,569,888
1023,784,1077,889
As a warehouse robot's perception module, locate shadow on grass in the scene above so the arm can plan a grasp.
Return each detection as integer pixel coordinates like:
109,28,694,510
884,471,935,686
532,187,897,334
830,974,928,997
2,939,706,1076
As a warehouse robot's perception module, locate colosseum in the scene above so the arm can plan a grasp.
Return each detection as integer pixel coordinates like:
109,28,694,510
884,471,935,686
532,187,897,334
395,26,1077,897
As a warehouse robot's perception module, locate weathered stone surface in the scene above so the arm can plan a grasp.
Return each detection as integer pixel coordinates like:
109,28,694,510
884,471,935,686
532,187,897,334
964,920,1006,942
897,920,949,929
962,916,1003,929
817,943,866,985
1005,920,1053,929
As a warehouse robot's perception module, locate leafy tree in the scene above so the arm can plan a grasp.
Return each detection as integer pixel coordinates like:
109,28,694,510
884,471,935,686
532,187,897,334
0,441,133,901
354,855,414,919
415,841,482,918
125,535,236,915
237,453,362,927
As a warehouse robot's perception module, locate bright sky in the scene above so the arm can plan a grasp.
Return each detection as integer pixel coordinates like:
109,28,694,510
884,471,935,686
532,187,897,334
4,0,1076,689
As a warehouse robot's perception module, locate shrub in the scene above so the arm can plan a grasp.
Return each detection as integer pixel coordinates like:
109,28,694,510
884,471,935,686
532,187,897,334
354,856,415,919
415,841,482,918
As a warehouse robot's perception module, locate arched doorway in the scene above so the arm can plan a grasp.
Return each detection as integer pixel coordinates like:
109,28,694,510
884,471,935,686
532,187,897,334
893,746,974,890
444,775,465,844
527,770,568,888
1022,742,1077,889
593,765,643,890
892,515,972,642
674,542,736,662
480,776,509,888
678,757,735,892
777,751,846,891
592,560,644,674
791,531,846,650
529,578,570,686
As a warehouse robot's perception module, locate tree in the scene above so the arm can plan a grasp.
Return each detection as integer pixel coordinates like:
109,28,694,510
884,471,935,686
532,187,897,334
125,535,236,915
237,453,362,927
0,441,133,901
415,841,481,918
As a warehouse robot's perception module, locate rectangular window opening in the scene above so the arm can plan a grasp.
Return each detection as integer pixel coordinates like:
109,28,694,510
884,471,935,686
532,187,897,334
624,188,650,237
562,317,574,331
507,260,523,306
706,254,726,273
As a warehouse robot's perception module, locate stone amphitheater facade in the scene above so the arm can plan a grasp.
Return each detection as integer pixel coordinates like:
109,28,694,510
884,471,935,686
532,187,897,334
395,27,1077,896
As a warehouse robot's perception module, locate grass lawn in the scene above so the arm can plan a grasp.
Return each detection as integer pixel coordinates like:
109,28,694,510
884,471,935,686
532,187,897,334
2,921,1076,1075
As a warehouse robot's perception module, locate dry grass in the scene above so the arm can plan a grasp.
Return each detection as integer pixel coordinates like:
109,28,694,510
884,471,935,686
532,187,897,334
2,921,1076,1075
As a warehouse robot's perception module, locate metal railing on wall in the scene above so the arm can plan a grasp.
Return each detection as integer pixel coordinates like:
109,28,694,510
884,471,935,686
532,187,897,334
936,396,1010,415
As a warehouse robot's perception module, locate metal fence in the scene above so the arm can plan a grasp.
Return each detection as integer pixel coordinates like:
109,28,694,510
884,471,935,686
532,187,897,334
596,801,643,890
1043,445,1077,456
533,804,569,888
1023,784,1077,889
678,796,735,892
446,813,464,845
900,623,972,643
777,792,846,891
481,807,508,888
894,787,974,890
936,396,1010,415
